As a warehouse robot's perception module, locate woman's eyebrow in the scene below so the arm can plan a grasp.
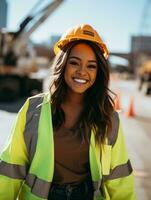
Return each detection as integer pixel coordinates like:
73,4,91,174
69,56,97,63
68,56,81,61
88,60,97,63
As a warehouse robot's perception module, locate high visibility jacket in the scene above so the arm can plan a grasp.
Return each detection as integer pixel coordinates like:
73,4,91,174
0,93,136,200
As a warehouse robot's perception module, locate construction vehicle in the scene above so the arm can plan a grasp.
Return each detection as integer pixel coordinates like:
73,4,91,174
0,0,63,101
138,60,151,95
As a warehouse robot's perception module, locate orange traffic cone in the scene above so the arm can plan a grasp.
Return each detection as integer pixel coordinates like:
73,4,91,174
126,96,135,117
114,92,121,112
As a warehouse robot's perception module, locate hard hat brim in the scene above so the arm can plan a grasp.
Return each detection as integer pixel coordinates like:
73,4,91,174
54,37,109,59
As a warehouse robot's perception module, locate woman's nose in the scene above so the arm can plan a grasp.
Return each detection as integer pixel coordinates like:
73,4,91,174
76,65,87,75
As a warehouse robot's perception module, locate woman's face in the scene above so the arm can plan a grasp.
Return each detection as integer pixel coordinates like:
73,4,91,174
64,43,98,94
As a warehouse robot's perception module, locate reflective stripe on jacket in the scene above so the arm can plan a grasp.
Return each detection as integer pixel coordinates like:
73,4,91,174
0,93,136,200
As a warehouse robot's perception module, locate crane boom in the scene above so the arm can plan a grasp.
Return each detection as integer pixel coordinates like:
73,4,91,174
13,0,63,55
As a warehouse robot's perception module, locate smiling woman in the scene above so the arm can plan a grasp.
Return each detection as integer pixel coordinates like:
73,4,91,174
0,24,136,200
64,43,98,95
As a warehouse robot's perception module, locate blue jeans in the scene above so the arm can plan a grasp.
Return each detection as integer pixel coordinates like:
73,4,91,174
48,179,94,200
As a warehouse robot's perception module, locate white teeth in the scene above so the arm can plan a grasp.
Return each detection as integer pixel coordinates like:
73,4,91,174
73,78,87,83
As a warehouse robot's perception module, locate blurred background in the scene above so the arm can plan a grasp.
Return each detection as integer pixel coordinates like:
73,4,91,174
0,0,151,199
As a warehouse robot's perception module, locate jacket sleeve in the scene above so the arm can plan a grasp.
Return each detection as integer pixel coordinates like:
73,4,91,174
103,118,137,200
0,99,29,200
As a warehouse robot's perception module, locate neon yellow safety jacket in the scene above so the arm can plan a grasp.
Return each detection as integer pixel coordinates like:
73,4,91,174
0,93,136,200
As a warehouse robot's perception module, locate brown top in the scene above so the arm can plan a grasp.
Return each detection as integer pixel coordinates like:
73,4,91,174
53,125,91,184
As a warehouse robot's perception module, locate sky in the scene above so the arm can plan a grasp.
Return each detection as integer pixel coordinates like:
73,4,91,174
6,0,146,53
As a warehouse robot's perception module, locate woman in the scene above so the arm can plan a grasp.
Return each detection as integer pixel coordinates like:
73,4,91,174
0,24,136,200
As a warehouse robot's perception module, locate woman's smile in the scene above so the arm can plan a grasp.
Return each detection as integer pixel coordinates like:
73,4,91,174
72,77,88,84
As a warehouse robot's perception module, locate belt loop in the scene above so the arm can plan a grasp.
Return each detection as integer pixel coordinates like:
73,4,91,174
84,180,88,194
66,185,72,200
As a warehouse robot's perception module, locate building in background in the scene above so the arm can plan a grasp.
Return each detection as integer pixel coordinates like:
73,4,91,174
131,36,151,53
0,0,8,28
131,36,151,68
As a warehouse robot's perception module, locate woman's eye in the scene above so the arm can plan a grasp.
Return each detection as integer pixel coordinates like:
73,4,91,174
88,65,97,69
69,61,78,65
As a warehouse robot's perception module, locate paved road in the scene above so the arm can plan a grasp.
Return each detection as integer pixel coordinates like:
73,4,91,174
111,77,151,200
0,77,151,200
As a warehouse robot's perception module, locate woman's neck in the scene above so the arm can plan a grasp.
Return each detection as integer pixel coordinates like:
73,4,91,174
61,90,84,129
63,89,84,106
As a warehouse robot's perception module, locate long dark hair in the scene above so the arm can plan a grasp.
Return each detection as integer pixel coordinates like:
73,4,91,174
49,40,115,143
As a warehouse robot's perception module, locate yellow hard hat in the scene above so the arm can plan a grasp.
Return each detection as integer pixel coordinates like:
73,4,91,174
54,24,109,59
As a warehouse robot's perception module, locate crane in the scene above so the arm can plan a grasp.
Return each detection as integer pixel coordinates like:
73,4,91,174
0,0,64,101
139,0,151,35
0,0,63,65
